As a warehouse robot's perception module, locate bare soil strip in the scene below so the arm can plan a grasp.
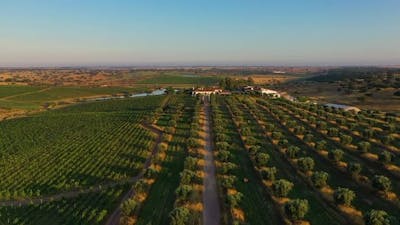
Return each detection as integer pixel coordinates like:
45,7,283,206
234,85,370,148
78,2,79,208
202,97,221,225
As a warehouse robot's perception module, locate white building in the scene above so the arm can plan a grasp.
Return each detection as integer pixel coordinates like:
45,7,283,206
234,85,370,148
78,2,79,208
324,103,361,113
192,87,223,96
258,88,280,98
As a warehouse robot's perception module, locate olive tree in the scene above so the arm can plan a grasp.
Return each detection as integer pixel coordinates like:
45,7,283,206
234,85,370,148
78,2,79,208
364,210,391,225
311,171,329,188
286,146,300,159
328,149,344,164
169,207,190,225
272,179,294,197
358,141,371,153
297,157,315,172
284,199,309,221
255,152,270,167
334,187,355,206
372,175,391,193
315,140,327,151
261,167,277,181
347,162,362,177
340,134,353,145
378,151,392,164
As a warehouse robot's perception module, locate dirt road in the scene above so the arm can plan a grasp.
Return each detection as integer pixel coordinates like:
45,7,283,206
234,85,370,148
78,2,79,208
202,97,221,225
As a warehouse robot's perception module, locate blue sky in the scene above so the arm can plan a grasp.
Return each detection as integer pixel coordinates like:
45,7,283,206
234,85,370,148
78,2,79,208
1,0,399,66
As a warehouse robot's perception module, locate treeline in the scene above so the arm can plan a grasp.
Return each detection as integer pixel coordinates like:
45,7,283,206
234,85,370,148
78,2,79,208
219,77,254,90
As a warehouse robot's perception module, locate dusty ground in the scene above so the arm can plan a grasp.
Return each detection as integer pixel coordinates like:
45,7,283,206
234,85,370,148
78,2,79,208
249,74,301,85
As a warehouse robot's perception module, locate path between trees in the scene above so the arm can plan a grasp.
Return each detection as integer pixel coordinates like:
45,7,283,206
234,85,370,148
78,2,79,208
0,123,163,208
202,97,221,225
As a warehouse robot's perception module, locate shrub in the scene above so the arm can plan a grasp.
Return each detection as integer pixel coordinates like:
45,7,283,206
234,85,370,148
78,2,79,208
169,207,190,225
180,169,196,184
272,131,283,140
255,152,270,167
334,187,355,206
220,162,236,174
347,163,362,176
363,129,374,139
364,210,391,225
358,141,371,153
378,151,392,164
216,142,230,151
278,139,289,148
121,199,138,216
221,175,237,188
284,199,309,221
315,140,327,151
217,150,231,162
184,157,198,170
272,179,294,197
187,137,199,148
175,184,193,199
327,128,339,137
260,167,277,181
340,134,353,145
382,134,394,145
227,192,243,207
303,134,314,143
372,175,391,193
248,145,261,156
311,171,329,188
297,157,315,172
328,149,344,163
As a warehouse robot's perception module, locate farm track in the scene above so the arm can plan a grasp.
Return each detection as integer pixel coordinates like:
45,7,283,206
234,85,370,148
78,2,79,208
0,123,163,208
202,97,221,225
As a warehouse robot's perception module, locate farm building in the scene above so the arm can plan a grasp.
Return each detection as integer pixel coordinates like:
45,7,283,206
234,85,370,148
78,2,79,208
257,88,280,98
192,87,223,96
324,103,361,113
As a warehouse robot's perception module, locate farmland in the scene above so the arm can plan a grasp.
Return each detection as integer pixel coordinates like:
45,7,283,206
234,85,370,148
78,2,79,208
0,91,399,225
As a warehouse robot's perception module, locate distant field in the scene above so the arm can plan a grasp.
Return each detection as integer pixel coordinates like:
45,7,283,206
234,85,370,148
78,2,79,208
137,73,221,85
0,85,144,119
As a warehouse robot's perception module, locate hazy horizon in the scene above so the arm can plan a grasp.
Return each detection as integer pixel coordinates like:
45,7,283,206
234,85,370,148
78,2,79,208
1,0,400,67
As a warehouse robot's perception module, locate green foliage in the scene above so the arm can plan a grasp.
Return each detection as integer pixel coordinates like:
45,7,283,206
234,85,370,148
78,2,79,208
328,149,344,163
272,179,294,197
340,134,353,145
378,151,392,164
260,167,277,181
347,163,362,176
311,171,329,188
297,157,315,172
358,141,371,152
169,207,190,225
364,210,391,225
255,152,270,167
286,146,300,159
372,175,392,192
334,187,355,206
284,199,309,221
121,198,138,216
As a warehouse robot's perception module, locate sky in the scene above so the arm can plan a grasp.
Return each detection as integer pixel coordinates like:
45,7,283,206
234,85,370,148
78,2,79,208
0,0,400,67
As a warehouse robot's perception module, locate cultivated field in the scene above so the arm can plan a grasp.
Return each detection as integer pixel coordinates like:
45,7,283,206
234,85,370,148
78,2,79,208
0,92,399,225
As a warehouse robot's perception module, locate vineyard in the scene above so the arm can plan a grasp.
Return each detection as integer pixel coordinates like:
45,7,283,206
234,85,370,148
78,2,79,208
0,93,399,225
